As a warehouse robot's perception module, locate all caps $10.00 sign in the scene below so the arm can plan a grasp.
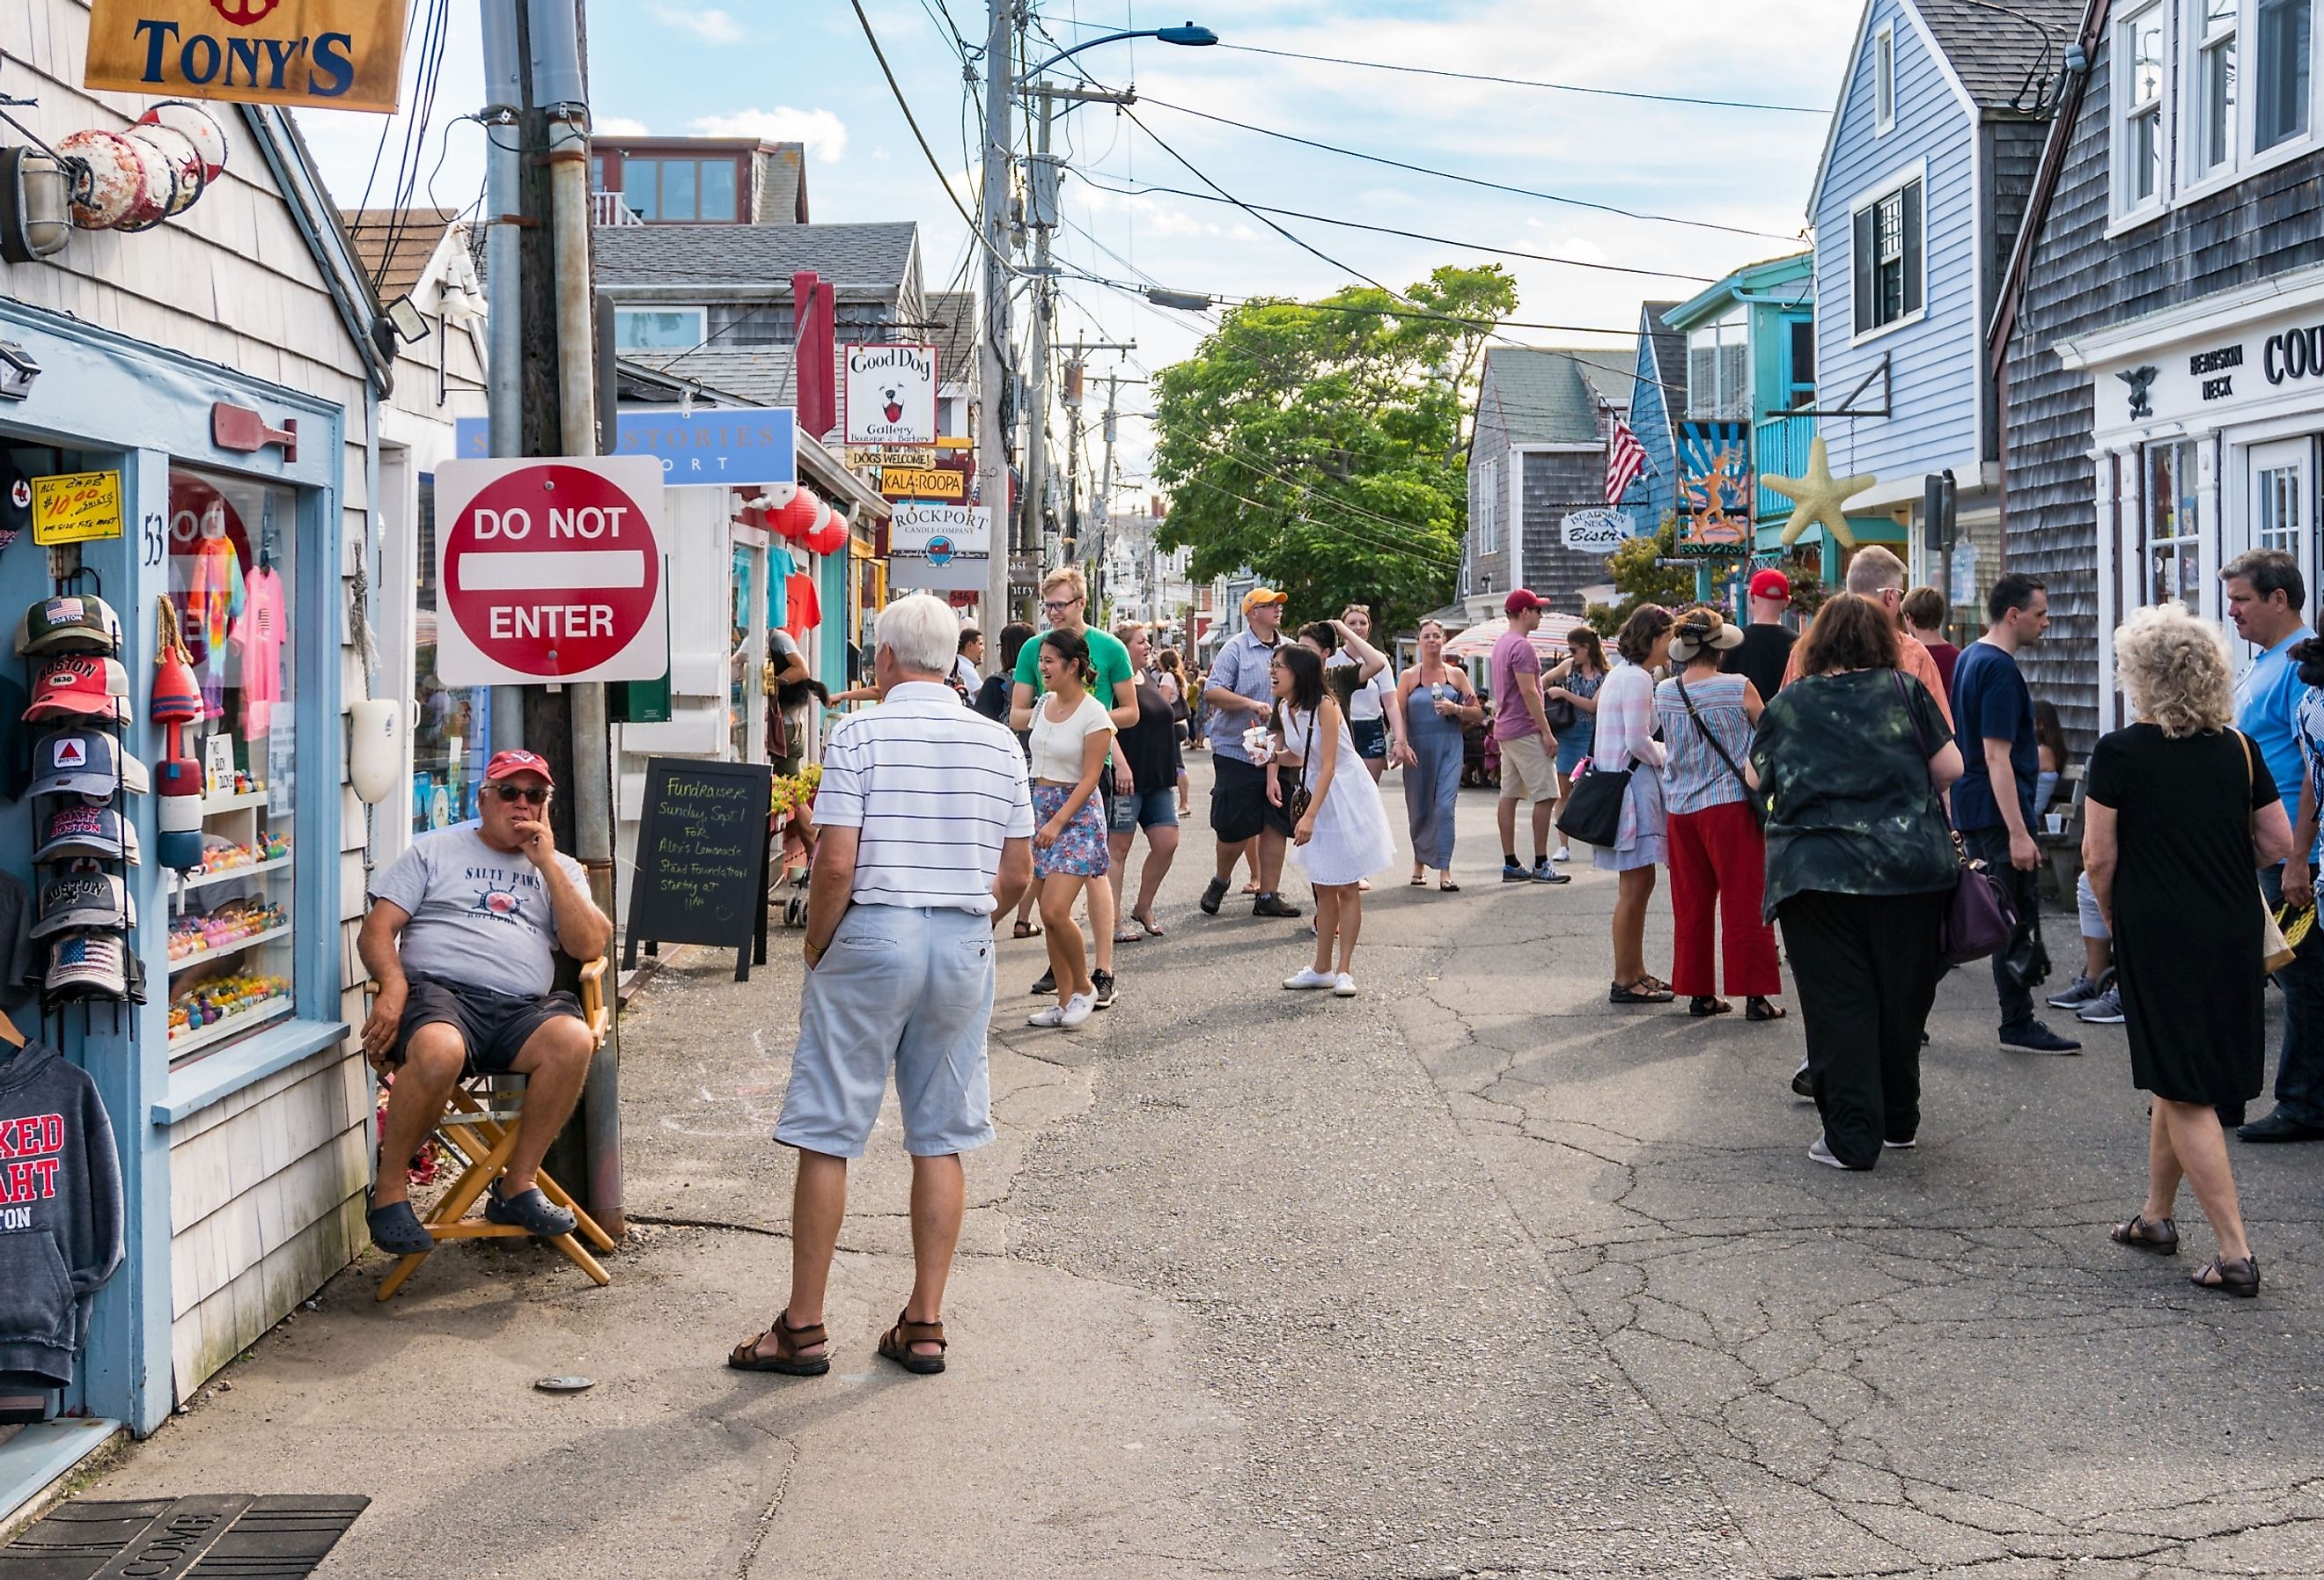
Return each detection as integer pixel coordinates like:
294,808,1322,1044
434,458,669,687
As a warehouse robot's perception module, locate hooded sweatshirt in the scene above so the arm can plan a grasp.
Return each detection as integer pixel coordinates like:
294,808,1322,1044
0,1037,122,1385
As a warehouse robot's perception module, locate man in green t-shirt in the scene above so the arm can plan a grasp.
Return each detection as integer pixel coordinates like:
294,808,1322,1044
1011,566,1139,1008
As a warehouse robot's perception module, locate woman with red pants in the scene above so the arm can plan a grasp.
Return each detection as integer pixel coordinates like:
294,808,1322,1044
1653,606,1784,1021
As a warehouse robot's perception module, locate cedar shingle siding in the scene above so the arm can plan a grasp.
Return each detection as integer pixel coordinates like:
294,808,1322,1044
2004,39,2324,754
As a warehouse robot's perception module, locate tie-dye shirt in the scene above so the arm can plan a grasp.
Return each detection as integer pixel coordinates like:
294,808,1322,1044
1748,668,1959,919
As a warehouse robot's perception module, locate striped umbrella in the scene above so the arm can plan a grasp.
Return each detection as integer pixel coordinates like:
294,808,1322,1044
1439,614,1592,661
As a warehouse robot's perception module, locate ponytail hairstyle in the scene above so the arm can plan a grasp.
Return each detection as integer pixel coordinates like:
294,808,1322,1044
1038,627,1098,690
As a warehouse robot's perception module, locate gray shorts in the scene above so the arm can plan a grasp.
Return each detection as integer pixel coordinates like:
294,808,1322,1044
776,904,997,1159
2076,870,2110,942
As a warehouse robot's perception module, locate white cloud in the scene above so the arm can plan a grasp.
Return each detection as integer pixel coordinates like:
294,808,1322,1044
688,107,849,164
595,115,651,136
653,5,744,45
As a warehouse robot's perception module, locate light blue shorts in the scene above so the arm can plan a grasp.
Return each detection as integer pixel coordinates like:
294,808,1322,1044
2077,870,2110,943
776,904,997,1158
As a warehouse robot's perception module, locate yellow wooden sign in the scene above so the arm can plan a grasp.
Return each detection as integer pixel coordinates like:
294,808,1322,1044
879,467,966,502
85,0,411,115
31,472,124,546
845,446,937,469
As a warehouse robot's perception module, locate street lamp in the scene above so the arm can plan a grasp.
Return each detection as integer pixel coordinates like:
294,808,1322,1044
1023,22,1218,78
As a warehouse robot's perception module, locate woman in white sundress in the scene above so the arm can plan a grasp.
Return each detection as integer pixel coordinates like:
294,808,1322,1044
1268,643,1396,997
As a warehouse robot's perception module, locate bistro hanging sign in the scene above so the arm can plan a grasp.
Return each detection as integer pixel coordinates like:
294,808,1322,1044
85,0,411,115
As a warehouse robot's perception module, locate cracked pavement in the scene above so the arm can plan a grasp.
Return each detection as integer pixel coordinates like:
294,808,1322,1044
69,758,2324,1576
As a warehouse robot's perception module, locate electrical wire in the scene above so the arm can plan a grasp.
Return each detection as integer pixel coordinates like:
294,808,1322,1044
1206,42,1828,114
1131,95,1800,244
848,0,1016,276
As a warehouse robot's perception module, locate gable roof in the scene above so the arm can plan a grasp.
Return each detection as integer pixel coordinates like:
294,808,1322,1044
594,222,919,296
341,207,461,301
241,107,393,393
1638,299,1685,422
1916,0,2084,111
927,290,978,389
1664,250,1814,331
1481,348,1613,445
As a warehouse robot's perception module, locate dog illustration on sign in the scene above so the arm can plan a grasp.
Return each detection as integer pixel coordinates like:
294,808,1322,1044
883,387,905,424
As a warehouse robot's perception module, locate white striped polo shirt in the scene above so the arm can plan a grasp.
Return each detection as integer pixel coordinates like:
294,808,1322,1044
816,681,1035,914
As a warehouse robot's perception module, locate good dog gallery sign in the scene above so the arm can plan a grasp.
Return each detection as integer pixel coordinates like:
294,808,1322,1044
85,0,409,114
843,344,938,448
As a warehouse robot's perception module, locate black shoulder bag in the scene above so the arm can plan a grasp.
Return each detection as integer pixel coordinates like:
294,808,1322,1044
1673,672,1763,828
1281,704,1320,825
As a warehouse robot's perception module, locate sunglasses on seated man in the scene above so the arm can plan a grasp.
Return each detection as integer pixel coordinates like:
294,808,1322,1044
490,783,551,805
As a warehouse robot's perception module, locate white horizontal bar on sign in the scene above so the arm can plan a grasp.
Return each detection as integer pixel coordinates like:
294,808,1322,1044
460,551,648,591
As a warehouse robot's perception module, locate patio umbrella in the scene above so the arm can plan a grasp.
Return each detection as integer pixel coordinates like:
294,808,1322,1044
1440,614,1590,662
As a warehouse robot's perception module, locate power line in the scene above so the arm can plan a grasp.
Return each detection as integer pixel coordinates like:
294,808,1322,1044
1077,174,1717,283
1132,95,1799,243
1206,43,1828,114
847,0,1011,276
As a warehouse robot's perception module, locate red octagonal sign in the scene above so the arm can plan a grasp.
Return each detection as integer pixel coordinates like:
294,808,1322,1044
434,457,669,686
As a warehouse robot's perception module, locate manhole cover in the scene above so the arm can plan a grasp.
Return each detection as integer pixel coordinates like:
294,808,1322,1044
0,1494,366,1577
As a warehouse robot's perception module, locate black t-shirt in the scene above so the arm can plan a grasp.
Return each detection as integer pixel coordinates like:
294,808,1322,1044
2086,724,2278,923
1723,622,1795,701
1117,679,1184,794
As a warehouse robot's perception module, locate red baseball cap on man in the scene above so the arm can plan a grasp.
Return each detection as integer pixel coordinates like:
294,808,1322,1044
1504,588,1545,616
1748,569,1792,601
483,749,555,785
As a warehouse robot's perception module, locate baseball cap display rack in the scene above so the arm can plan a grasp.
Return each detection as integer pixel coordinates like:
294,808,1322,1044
20,568,136,1042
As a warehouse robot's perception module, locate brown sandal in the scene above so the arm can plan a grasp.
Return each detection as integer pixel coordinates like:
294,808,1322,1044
727,1309,830,1375
877,1310,948,1375
2110,1214,2179,1255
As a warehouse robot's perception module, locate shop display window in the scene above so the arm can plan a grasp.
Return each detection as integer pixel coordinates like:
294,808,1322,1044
411,473,496,834
164,469,297,1063
2144,441,2202,614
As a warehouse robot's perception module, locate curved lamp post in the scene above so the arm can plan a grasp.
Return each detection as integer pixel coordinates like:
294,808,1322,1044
1024,22,1218,78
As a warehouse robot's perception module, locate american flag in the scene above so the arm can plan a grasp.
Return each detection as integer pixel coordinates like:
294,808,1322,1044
1605,419,1647,504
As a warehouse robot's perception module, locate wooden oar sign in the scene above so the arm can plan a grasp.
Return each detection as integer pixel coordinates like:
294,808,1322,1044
85,0,410,114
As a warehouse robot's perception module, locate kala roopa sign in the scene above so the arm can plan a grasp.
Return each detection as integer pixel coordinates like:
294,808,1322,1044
85,0,410,114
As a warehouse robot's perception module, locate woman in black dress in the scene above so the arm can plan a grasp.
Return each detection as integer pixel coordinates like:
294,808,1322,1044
2085,606,2293,1297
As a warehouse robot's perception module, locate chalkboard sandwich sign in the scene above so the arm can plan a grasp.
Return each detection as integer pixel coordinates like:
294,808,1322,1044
625,757,774,981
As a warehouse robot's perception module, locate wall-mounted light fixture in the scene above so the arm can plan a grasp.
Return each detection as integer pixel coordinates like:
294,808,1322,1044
0,146,72,263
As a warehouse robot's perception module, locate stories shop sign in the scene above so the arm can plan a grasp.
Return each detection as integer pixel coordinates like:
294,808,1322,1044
85,0,410,114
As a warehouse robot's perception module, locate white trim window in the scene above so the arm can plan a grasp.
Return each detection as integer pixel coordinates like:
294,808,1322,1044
1471,456,1501,555
1850,175,1923,339
2116,3,2167,218
1872,23,1896,135
2143,440,2203,613
2192,0,2238,177
2254,0,2314,153
613,306,707,350
1686,309,1749,421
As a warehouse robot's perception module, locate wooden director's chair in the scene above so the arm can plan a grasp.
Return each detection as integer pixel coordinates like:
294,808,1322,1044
374,958,618,1301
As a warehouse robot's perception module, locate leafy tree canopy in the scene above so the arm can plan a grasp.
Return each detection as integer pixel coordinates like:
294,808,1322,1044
1585,516,1698,636
1151,264,1518,637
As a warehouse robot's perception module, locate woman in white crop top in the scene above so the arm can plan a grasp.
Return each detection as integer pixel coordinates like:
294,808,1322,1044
1025,629,1116,1028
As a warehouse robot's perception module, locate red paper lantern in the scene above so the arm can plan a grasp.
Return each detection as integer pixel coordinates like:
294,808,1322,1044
805,520,849,556
775,492,818,541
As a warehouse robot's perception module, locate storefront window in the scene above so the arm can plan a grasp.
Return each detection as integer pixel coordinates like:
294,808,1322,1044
165,470,298,1063
2144,441,2203,612
411,473,495,834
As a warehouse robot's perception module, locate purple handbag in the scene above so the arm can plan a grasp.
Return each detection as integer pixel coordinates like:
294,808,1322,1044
1893,673,2018,965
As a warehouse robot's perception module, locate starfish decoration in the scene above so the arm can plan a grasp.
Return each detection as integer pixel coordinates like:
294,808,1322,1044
1763,436,1879,550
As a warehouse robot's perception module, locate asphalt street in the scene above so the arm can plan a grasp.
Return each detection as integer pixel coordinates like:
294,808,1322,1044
74,753,2324,1577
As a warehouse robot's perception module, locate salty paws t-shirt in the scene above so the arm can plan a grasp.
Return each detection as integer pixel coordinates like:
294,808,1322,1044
368,822,587,997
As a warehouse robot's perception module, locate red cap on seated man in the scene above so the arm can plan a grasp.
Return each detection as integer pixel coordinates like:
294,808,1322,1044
357,747,614,1255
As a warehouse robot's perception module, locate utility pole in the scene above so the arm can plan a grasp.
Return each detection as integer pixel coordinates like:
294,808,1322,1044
977,0,1015,627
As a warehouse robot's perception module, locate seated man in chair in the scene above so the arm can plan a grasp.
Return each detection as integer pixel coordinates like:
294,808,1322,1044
358,749,614,1254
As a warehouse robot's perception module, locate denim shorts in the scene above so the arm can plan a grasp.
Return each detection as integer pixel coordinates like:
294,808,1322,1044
775,904,997,1158
394,974,583,1077
1107,786,1180,833
1350,718,1387,760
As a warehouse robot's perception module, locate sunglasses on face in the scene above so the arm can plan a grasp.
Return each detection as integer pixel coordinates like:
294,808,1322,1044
491,783,550,805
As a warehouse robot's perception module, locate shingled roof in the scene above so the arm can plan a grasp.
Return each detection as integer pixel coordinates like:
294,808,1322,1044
1481,348,1620,446
594,221,918,296
927,290,978,390
1915,0,2084,112
341,206,460,300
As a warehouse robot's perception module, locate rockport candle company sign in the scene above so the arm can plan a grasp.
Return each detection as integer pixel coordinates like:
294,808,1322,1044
85,0,410,114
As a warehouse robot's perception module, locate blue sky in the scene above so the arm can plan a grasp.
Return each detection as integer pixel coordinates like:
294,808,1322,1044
298,0,1870,496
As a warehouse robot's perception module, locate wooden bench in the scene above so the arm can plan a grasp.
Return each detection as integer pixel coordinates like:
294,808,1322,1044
373,958,618,1301
2035,769,2086,908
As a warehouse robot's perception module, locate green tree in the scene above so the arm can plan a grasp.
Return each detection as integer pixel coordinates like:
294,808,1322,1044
1151,265,1519,637
1585,515,1697,635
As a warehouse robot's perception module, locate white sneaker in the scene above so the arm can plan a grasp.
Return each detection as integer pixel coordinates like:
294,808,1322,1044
1283,967,1335,990
1808,1135,1852,1170
1058,991,1096,1027
1332,973,1358,997
1026,1003,1066,1027
1553,846,1571,863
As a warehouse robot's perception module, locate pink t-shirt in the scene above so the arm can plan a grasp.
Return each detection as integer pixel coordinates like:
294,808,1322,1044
1489,628,1542,742
234,567,286,737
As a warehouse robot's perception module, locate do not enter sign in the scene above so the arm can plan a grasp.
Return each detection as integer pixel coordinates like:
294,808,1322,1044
434,458,669,686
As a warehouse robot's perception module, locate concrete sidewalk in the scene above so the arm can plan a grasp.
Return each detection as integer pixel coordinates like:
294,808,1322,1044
62,753,2324,1576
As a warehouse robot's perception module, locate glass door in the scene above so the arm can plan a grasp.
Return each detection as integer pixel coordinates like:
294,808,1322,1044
2251,438,2317,605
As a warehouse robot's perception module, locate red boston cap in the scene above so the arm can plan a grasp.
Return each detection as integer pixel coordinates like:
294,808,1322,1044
1504,588,1545,615
484,749,555,785
1749,569,1792,601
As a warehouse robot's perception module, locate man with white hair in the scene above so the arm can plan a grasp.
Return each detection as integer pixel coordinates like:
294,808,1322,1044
729,593,1033,1380
1782,545,1953,725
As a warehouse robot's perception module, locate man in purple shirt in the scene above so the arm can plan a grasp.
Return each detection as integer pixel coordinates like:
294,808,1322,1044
1490,589,1570,884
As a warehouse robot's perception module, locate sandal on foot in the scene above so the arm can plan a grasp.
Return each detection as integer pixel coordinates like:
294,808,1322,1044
1409,874,1429,887
1134,910,1166,937
1637,974,1673,996
878,1310,948,1375
2190,1255,2260,1297
1240,881,1260,895
1689,996,1732,1018
1439,879,1461,893
1609,978,1673,1004
2110,1214,2179,1255
1113,926,1144,944
728,1310,831,1375
1745,996,1787,1023
1011,921,1041,939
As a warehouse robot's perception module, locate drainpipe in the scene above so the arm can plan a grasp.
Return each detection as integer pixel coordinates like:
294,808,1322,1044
481,1,528,752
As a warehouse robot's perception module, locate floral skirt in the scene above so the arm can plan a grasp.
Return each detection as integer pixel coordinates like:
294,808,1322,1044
1032,783,1111,878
